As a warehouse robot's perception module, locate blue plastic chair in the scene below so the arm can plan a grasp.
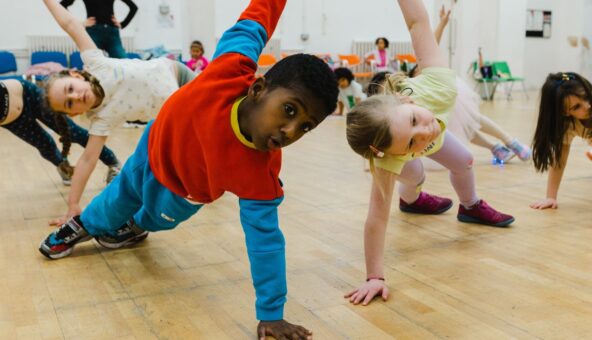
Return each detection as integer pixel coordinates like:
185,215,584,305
31,51,68,67
126,52,142,59
0,51,18,74
69,51,84,70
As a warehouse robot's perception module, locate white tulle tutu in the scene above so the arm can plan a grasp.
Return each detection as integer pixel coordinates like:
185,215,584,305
446,77,482,144
423,77,482,171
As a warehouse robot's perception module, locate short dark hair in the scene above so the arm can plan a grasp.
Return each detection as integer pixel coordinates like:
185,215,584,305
533,72,592,172
367,71,391,97
190,40,204,52
264,53,338,117
334,67,354,84
375,37,390,48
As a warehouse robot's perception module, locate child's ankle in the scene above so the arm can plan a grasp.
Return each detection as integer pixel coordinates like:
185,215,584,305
461,199,480,210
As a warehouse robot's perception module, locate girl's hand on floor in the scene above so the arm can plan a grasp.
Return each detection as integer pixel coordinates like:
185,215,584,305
48,204,82,226
529,198,558,210
344,279,389,306
585,149,592,161
257,319,312,340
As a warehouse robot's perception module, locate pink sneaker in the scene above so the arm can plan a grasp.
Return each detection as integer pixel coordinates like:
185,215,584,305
457,200,514,227
400,192,453,215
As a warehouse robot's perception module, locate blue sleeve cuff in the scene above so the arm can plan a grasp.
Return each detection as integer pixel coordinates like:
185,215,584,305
213,20,267,64
239,196,286,321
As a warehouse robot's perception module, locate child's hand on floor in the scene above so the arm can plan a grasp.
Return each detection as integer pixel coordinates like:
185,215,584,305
530,197,558,210
48,204,82,226
586,149,592,160
344,279,389,306
257,320,312,340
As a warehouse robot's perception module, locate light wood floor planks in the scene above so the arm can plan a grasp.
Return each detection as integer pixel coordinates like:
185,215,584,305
0,91,591,339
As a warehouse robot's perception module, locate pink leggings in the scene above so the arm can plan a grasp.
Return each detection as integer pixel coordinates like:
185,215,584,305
398,131,479,207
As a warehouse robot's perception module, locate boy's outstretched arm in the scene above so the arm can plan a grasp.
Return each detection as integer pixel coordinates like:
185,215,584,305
239,198,312,340
43,0,97,52
212,0,286,64
398,0,446,69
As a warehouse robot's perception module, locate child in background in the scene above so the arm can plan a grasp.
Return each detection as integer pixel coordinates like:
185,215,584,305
186,40,209,72
39,0,338,338
334,67,367,115
344,0,514,305
42,0,197,226
364,37,396,73
531,72,592,209
0,79,119,185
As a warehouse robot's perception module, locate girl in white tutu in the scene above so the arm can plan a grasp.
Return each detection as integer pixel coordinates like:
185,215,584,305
374,5,532,164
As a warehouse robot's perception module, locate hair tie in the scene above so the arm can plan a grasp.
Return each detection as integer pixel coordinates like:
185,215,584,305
400,87,414,96
369,145,385,158
561,73,573,81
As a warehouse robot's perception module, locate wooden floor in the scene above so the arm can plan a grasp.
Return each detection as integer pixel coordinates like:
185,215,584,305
1,91,591,339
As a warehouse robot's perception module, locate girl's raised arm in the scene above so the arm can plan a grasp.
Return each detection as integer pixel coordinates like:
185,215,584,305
43,0,97,52
398,0,446,69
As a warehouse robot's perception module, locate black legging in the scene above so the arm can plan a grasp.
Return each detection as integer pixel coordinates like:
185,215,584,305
1,80,119,167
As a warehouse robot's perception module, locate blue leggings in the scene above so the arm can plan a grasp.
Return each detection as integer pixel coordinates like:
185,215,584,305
81,121,202,235
1,80,119,167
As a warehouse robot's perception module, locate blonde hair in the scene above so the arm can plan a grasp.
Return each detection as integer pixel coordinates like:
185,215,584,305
346,94,401,171
383,71,409,95
43,69,105,112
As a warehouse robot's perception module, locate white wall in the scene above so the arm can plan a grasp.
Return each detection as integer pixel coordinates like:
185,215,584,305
524,0,586,88
213,0,433,55
1,0,590,85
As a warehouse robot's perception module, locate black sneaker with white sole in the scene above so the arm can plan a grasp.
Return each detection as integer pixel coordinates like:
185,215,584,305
95,218,149,249
39,216,92,259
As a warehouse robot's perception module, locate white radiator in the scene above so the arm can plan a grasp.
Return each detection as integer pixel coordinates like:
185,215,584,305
27,35,135,55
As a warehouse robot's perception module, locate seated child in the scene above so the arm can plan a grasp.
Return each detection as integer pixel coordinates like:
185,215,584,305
39,0,338,338
186,40,209,72
334,67,367,115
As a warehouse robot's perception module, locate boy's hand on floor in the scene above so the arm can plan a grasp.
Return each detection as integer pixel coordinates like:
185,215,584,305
344,279,389,306
257,319,312,340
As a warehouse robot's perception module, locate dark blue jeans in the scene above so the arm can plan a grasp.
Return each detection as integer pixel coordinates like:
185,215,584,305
86,24,127,59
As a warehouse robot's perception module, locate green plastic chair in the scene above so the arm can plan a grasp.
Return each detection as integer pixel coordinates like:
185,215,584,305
469,60,504,100
492,61,528,100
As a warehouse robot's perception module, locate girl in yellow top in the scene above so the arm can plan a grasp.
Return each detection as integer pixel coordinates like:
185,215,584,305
344,0,514,305
531,72,592,209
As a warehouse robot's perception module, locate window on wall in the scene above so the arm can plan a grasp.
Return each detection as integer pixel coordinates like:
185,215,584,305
526,10,552,38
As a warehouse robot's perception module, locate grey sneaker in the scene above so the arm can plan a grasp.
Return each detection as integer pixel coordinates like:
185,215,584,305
95,218,149,249
57,160,74,186
105,163,121,184
506,139,532,161
491,144,515,164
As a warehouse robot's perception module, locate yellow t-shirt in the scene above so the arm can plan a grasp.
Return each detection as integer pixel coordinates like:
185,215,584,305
375,67,457,174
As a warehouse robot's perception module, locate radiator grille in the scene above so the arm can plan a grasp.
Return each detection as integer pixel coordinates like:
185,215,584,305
27,35,135,55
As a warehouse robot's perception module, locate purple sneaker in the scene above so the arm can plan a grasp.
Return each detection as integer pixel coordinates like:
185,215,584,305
400,192,453,215
457,200,514,227
506,139,532,161
491,144,515,164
